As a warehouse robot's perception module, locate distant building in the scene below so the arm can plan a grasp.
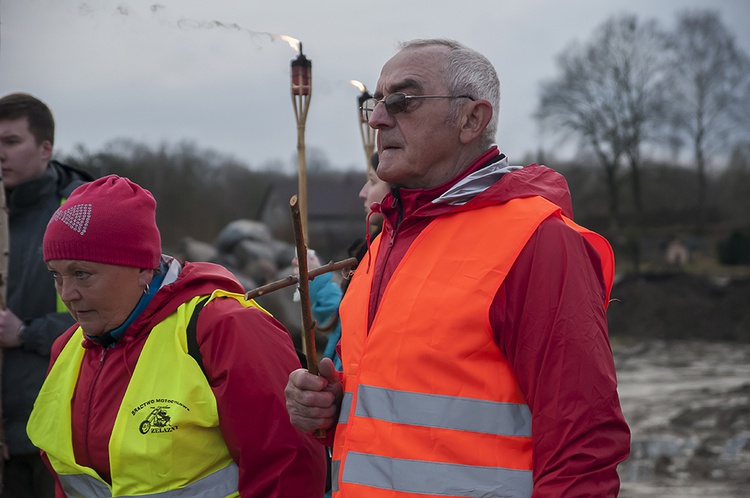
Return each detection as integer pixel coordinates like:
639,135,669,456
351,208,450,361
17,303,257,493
665,236,690,267
259,171,368,260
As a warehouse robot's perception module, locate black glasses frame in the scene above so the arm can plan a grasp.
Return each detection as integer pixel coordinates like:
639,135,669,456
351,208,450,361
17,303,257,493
360,92,475,120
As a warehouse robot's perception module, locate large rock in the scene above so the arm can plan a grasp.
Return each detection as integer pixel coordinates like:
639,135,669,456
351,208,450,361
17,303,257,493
232,239,277,269
178,237,219,263
215,219,273,253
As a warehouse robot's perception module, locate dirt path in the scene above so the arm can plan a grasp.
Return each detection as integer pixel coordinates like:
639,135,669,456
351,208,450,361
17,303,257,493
614,339,750,497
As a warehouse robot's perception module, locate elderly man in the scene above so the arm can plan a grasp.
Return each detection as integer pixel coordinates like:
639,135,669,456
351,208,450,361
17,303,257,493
285,38,630,497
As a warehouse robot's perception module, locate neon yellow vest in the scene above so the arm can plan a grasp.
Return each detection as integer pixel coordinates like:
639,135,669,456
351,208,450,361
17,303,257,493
28,290,267,497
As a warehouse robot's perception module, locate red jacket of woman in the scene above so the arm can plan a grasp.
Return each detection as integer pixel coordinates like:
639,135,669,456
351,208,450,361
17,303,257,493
43,259,326,497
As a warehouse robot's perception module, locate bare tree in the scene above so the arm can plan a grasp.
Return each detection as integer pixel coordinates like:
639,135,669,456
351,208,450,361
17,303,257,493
537,42,626,232
664,10,750,233
537,14,670,273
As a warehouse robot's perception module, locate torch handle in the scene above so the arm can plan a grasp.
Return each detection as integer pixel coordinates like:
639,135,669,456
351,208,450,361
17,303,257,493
290,195,318,376
289,195,327,438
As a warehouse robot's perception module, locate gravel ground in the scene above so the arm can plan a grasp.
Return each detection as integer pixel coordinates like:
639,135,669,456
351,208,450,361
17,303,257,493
613,339,750,497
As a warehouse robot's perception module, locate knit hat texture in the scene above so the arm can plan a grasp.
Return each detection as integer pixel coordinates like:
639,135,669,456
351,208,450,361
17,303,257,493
44,175,162,268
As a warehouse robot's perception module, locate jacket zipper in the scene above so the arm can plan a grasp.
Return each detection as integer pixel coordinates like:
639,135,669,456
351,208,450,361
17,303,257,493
368,189,403,330
82,347,108,464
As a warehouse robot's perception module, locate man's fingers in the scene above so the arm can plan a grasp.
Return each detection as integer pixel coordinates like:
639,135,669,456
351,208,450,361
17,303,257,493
288,367,327,392
285,368,339,433
318,357,338,383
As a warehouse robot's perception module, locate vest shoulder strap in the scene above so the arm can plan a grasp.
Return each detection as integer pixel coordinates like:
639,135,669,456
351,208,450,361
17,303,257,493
186,297,308,378
187,297,210,377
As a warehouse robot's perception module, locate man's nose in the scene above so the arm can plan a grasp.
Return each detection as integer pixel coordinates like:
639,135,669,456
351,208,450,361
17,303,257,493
367,101,395,128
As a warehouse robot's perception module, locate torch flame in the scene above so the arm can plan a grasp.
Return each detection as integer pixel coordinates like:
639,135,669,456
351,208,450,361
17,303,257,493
278,35,301,53
350,80,366,92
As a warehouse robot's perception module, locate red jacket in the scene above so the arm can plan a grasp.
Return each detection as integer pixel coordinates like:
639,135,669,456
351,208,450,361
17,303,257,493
365,147,630,497
44,259,326,497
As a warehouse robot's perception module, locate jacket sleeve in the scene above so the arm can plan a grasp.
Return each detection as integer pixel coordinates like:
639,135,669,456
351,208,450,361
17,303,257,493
491,216,630,497
309,271,343,325
38,450,66,497
197,297,327,497
21,311,76,356
309,272,344,368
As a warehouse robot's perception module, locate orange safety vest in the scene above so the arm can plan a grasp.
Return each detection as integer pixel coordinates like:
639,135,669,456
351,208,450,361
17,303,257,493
333,196,614,497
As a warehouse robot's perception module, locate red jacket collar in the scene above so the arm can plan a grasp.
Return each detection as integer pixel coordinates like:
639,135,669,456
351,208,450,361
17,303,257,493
377,147,502,228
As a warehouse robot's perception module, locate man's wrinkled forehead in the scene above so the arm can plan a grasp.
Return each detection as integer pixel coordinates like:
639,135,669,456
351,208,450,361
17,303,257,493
375,47,448,98
373,78,424,100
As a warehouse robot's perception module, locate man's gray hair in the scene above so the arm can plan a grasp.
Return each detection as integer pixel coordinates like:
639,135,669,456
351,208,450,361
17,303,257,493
399,39,500,148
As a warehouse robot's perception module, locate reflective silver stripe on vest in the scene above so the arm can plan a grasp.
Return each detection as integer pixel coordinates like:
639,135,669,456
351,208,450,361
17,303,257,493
331,458,341,493
356,384,532,437
338,391,354,424
60,474,112,498
59,462,239,498
343,452,533,497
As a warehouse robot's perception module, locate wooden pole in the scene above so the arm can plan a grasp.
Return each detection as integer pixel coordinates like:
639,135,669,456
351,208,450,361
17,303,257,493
357,93,376,175
289,195,326,438
296,119,308,240
244,257,357,300
289,195,317,376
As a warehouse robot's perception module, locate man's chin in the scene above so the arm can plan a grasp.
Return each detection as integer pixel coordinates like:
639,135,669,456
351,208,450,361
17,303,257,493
374,156,400,181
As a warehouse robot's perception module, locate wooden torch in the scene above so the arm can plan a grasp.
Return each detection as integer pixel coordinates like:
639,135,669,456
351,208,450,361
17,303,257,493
351,80,376,175
290,41,312,240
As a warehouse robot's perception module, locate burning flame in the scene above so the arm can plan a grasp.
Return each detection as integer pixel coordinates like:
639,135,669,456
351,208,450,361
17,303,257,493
350,80,367,92
277,35,301,53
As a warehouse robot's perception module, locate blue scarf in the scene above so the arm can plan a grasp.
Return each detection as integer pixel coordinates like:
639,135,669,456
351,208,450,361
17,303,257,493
87,262,167,347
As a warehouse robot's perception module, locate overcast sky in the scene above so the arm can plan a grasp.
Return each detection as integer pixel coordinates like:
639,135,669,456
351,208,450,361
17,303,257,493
1,0,749,173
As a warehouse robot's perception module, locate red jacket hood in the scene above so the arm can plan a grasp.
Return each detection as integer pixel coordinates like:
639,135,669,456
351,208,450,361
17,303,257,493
376,147,574,229
461,163,574,218
137,260,246,330
52,259,246,355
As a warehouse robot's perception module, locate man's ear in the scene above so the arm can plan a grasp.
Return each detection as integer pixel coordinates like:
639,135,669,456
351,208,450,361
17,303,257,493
458,99,493,145
40,140,53,162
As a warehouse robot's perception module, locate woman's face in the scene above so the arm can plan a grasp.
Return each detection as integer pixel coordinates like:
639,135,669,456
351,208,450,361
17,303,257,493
46,260,153,336
359,169,390,215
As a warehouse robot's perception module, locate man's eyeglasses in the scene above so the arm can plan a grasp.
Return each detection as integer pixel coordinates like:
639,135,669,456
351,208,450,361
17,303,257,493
360,93,475,121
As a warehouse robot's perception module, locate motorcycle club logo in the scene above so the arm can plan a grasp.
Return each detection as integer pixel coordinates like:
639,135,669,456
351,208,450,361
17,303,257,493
131,398,190,435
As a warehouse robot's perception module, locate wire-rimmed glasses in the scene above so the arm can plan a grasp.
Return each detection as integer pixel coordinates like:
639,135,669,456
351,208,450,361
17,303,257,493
360,93,475,121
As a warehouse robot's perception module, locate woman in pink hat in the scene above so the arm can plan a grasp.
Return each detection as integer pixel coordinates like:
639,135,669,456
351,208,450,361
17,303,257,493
27,175,325,497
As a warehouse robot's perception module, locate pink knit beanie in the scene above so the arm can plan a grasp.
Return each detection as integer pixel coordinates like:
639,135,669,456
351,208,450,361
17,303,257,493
44,175,162,268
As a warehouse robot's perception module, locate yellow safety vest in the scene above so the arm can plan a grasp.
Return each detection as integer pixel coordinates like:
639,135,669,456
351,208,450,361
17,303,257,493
28,290,267,497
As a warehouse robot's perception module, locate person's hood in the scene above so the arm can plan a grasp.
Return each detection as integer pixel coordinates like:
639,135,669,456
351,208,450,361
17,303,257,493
7,160,92,209
76,257,245,350
442,162,575,219
134,258,246,331
52,160,94,197
376,147,575,228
